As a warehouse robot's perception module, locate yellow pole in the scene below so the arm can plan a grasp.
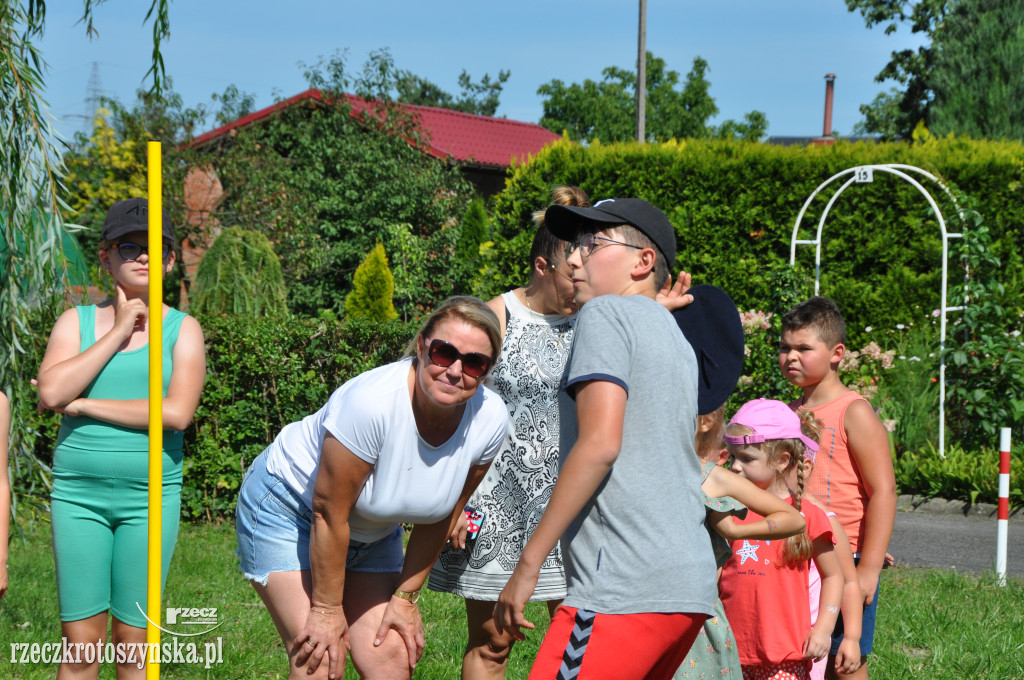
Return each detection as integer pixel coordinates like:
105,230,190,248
146,141,163,680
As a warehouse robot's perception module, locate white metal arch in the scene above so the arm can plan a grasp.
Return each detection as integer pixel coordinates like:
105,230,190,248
789,164,967,457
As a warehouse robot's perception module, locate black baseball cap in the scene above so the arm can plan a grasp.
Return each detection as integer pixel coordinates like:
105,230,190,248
101,197,175,244
672,285,745,414
544,198,676,264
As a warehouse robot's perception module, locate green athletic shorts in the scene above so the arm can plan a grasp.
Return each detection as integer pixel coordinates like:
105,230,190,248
51,446,182,628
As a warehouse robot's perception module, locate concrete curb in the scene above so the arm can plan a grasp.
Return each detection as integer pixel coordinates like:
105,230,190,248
896,494,1024,522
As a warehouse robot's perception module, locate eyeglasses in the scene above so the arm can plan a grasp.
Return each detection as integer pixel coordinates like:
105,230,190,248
564,233,643,260
424,339,493,378
108,242,172,262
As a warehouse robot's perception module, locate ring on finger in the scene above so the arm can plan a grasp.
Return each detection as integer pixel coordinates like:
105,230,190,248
306,640,318,649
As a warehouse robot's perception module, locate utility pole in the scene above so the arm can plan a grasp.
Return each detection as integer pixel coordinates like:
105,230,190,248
636,0,646,142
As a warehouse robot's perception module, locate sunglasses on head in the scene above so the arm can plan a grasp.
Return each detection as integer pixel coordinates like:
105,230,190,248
424,339,493,378
108,242,172,262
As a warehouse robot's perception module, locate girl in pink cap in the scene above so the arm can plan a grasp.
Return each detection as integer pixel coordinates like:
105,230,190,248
718,399,844,680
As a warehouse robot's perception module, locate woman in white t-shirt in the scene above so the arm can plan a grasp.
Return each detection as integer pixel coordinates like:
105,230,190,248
236,296,508,680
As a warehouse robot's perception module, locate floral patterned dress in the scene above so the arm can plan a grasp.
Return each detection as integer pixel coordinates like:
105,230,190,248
428,291,574,601
675,461,747,679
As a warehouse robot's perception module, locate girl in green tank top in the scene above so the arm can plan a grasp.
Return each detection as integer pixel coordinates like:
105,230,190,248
36,198,206,679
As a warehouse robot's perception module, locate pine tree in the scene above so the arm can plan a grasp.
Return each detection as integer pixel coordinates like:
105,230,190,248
457,198,489,262
928,0,1024,140
191,227,288,317
452,197,489,293
345,242,398,321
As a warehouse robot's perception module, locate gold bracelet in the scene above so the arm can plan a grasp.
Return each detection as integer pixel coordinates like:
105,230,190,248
310,606,341,615
393,588,421,604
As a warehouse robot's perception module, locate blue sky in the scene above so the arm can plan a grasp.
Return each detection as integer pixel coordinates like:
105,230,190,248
37,1,924,140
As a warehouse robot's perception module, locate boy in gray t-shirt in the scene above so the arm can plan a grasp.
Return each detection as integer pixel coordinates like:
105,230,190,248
495,198,717,679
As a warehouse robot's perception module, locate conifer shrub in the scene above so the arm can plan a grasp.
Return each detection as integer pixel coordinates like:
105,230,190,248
191,227,288,317
455,197,489,290
345,242,398,321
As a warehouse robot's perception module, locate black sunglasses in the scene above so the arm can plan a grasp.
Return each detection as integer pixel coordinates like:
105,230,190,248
109,242,172,262
424,339,493,378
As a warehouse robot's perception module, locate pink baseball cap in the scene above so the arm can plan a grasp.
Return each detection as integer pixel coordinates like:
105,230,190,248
723,398,819,459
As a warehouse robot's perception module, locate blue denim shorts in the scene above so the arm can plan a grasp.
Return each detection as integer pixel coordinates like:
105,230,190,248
235,450,405,586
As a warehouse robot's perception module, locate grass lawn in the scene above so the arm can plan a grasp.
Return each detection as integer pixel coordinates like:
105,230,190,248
2,520,1022,679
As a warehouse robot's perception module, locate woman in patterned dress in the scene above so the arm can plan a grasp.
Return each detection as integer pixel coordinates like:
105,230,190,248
428,186,588,679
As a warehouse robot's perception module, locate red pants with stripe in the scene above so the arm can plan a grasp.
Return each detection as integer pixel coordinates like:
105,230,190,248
528,606,707,680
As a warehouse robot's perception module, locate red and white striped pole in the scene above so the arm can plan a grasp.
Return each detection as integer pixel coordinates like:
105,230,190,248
997,427,1011,586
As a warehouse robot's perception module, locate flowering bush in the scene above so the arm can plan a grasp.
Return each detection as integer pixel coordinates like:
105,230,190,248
739,309,773,334
728,308,799,414
839,340,895,401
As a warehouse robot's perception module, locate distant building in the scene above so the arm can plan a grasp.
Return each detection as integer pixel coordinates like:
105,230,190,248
765,135,879,146
179,89,560,301
189,89,559,196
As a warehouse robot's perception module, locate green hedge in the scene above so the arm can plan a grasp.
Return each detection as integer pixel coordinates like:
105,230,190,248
488,136,1024,348
9,310,1018,522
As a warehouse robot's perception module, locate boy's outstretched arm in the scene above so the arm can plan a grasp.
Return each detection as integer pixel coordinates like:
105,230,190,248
494,380,625,639
844,399,896,605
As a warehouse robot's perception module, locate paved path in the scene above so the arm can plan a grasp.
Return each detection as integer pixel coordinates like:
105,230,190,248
888,496,1024,577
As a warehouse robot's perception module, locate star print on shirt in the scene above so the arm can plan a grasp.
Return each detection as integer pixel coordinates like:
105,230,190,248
736,539,771,565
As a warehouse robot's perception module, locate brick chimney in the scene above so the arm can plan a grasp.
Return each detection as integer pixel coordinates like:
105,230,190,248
823,74,836,136
181,165,224,304
814,74,837,146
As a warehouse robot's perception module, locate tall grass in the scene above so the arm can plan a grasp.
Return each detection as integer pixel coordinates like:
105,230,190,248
2,521,1021,679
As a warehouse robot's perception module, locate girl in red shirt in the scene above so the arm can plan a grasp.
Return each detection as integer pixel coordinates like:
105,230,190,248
718,399,844,680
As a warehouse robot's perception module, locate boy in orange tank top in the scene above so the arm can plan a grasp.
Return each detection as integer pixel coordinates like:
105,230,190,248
778,297,896,680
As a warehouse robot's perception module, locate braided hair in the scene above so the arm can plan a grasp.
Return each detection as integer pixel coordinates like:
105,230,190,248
778,410,823,565
725,410,823,566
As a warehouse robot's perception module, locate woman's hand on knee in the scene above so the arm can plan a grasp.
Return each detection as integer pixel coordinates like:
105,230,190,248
373,597,425,673
294,606,349,679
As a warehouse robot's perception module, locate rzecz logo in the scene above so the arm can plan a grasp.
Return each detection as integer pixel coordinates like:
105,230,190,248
136,604,223,637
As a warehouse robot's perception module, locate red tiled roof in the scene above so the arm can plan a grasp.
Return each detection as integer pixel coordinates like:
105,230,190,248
190,89,560,168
